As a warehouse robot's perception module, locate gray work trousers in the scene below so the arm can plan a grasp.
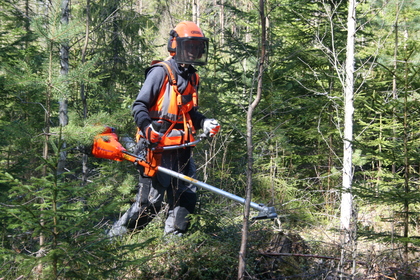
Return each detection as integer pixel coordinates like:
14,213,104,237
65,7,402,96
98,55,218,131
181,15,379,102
109,147,197,237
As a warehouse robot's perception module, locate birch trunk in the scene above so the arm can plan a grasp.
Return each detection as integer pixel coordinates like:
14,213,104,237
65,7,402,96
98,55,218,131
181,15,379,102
341,0,355,233
339,0,356,277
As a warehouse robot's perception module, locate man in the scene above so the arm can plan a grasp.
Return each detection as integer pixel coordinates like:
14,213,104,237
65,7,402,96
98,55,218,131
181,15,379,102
108,21,220,237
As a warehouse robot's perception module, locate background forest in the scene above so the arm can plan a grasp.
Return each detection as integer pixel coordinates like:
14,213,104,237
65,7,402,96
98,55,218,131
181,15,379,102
1,0,420,279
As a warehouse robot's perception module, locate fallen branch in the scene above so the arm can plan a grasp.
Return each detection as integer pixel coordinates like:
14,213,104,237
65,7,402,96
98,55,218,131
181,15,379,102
260,252,366,265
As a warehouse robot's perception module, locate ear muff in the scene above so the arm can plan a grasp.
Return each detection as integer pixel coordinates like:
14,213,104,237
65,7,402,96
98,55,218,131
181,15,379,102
167,29,178,54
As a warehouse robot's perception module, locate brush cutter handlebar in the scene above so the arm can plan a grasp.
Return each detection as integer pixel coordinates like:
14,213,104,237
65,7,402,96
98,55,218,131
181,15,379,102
151,133,207,151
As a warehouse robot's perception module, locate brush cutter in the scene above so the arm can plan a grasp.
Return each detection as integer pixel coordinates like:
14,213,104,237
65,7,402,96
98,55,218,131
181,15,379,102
91,127,277,220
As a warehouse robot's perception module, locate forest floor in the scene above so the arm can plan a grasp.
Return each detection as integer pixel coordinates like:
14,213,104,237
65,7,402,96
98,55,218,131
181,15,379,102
291,205,420,280
105,204,420,280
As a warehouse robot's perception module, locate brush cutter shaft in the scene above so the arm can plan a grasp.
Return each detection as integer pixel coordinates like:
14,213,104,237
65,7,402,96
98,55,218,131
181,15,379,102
157,165,263,212
158,165,277,220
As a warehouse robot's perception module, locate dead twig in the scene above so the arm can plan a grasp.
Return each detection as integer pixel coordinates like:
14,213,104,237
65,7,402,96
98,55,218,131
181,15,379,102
260,251,366,265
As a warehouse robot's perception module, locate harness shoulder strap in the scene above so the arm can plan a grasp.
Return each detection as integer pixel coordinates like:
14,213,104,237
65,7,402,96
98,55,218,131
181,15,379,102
145,60,198,107
190,72,199,86
157,61,178,86
146,60,200,87
144,60,177,86
156,61,182,107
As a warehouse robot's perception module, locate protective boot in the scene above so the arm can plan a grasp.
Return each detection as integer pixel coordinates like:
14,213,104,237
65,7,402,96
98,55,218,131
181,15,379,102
108,176,164,237
164,187,197,234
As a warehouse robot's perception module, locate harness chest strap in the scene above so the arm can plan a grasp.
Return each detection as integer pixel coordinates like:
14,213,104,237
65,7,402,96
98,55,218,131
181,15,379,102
140,61,198,145
159,61,197,140
158,61,198,108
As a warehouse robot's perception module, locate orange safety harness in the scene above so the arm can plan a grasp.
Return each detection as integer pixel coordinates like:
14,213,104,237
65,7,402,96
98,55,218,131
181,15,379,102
136,60,199,145
136,60,200,177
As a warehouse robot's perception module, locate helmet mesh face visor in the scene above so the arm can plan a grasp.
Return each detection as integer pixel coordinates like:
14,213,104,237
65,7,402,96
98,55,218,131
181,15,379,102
175,37,209,65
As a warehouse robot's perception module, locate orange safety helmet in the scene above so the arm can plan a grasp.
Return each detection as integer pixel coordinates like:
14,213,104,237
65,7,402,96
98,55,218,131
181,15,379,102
167,21,209,66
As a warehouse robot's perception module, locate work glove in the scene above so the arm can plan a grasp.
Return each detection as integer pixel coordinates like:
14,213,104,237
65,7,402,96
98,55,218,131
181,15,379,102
144,122,163,144
203,118,220,137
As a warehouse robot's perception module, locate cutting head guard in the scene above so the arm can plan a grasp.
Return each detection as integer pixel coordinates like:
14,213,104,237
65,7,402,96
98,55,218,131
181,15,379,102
167,21,209,66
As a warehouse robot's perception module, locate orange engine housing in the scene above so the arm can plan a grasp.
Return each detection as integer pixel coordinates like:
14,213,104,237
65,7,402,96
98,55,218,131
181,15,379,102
92,132,126,161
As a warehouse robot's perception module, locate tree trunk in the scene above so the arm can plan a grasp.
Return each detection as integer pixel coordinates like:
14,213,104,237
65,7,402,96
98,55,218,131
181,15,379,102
80,0,90,186
57,0,70,174
36,40,54,277
238,0,266,278
340,0,356,277
341,0,355,234
403,59,409,262
192,0,199,25
391,1,399,175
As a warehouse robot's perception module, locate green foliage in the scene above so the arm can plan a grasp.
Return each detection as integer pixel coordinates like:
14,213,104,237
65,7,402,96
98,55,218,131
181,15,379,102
2,0,420,278
352,0,420,251
0,136,149,279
